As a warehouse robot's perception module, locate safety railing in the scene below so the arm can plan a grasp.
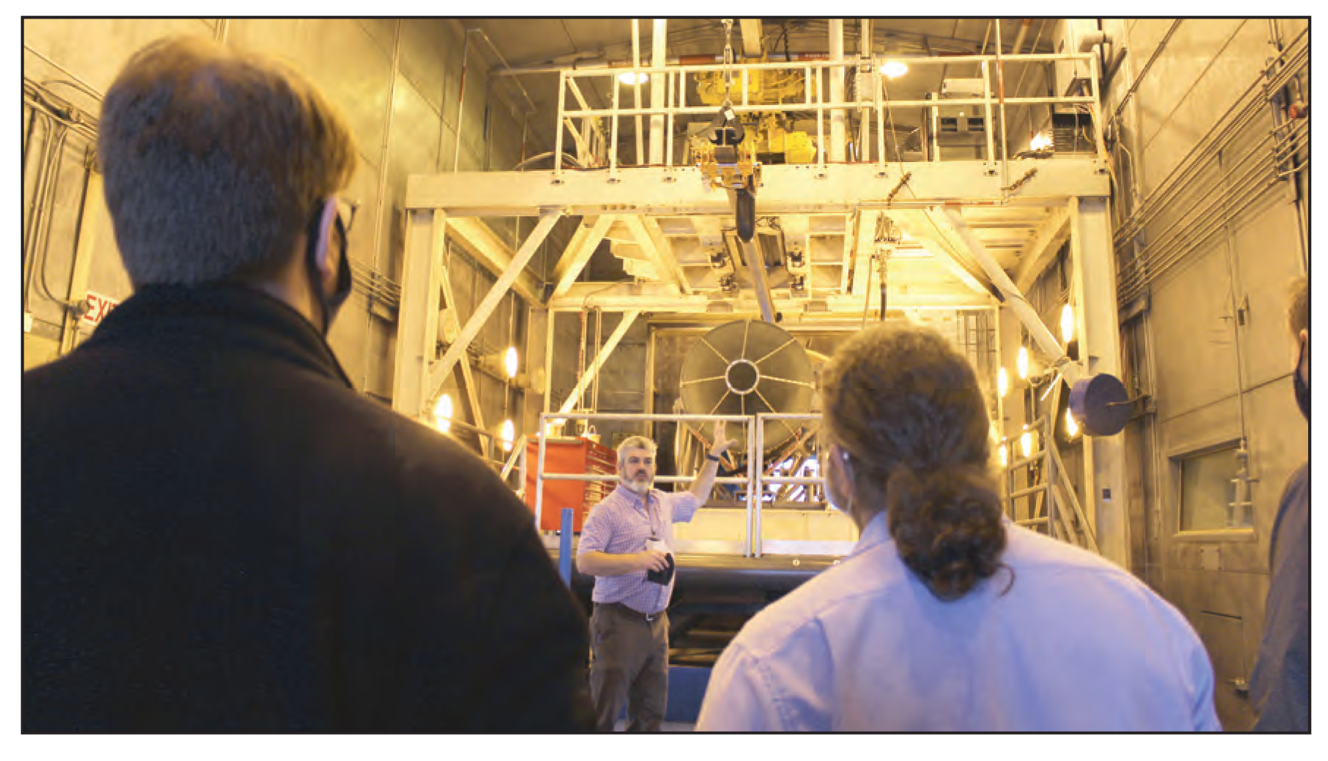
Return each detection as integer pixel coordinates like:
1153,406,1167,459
529,410,848,559
554,51,1106,182
533,412,757,555
751,412,848,558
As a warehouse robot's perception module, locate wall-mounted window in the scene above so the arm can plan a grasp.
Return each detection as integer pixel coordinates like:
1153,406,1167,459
1177,445,1251,531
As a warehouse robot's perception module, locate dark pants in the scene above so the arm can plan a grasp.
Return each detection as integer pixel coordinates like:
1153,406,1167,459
588,602,669,732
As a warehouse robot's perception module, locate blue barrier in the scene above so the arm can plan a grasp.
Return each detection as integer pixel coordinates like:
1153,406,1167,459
558,507,573,586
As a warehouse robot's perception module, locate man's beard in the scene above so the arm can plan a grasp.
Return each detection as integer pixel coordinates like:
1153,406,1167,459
622,473,653,492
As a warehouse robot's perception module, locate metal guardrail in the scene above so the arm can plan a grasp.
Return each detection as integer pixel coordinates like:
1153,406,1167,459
533,409,1096,558
532,411,832,558
554,51,1106,180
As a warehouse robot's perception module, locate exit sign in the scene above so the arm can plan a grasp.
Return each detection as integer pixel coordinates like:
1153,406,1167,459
80,291,121,328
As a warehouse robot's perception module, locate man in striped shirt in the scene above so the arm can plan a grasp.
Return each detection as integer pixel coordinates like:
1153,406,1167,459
576,422,736,731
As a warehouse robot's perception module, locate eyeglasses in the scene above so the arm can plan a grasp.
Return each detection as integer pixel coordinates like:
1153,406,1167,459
336,198,360,237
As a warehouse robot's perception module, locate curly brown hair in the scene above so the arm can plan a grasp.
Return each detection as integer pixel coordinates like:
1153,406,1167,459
821,324,1009,601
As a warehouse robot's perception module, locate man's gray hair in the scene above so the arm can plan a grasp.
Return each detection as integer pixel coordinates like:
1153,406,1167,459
616,435,658,466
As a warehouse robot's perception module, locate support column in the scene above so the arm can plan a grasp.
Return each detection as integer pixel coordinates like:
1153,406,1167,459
1071,196,1129,567
829,19,846,163
649,19,667,165
438,257,485,433
393,208,446,421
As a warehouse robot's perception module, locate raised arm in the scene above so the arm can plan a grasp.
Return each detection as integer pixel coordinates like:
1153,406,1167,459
688,420,738,502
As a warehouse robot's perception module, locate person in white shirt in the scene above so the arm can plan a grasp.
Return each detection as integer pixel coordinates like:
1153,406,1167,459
696,323,1220,731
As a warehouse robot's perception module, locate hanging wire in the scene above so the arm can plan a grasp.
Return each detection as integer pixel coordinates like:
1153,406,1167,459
721,19,735,105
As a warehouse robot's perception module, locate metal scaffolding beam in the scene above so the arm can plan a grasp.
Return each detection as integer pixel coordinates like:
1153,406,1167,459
1014,206,1072,291
393,209,446,421
940,206,1082,386
429,209,564,405
623,214,686,294
550,215,616,298
550,281,991,312
406,162,1108,217
557,309,642,415
445,216,544,305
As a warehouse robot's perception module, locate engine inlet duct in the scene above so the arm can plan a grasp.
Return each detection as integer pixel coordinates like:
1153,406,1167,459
678,319,815,452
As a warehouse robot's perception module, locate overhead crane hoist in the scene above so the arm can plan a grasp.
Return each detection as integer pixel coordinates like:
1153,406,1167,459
693,19,763,246
696,104,761,243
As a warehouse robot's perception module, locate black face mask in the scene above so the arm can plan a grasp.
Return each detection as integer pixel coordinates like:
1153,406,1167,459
305,207,353,336
1294,338,1309,421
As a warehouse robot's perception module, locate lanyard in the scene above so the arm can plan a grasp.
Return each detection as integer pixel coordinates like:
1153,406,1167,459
637,491,662,539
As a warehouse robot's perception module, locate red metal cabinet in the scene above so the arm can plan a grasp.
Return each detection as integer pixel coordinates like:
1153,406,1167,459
524,437,617,532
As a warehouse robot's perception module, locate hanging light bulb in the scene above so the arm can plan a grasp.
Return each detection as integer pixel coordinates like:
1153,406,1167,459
617,71,648,85
998,444,1008,468
1030,132,1052,151
1061,303,1075,344
997,367,1009,398
1067,407,1080,438
434,393,453,434
1020,424,1032,458
1017,346,1030,380
501,419,515,452
504,346,519,379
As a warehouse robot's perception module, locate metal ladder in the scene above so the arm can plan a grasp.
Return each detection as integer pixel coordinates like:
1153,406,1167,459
1000,415,1099,553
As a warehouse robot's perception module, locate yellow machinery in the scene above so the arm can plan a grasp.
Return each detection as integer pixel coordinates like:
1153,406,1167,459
694,61,817,165
691,104,761,240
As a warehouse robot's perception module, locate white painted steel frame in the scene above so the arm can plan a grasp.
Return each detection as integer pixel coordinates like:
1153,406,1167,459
556,310,642,415
752,413,842,558
427,210,563,406
550,51,1105,180
398,42,1120,565
406,161,1108,217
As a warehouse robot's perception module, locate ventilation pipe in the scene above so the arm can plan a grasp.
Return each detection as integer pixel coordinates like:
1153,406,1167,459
1078,30,1108,52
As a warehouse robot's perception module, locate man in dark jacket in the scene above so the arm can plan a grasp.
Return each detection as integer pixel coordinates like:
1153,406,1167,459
23,36,593,733
1249,274,1310,732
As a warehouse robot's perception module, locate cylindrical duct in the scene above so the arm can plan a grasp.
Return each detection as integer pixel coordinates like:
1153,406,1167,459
678,320,815,451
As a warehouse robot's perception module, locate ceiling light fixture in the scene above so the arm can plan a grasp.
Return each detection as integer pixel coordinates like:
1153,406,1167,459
882,60,908,78
617,71,648,85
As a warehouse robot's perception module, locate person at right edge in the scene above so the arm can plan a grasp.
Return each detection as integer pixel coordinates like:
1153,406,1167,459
1249,275,1310,732
696,324,1220,731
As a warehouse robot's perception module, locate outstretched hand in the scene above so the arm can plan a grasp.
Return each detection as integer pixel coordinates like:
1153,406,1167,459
710,420,737,458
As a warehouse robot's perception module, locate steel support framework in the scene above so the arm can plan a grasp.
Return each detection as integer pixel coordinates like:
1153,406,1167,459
556,309,642,415
395,46,1122,562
